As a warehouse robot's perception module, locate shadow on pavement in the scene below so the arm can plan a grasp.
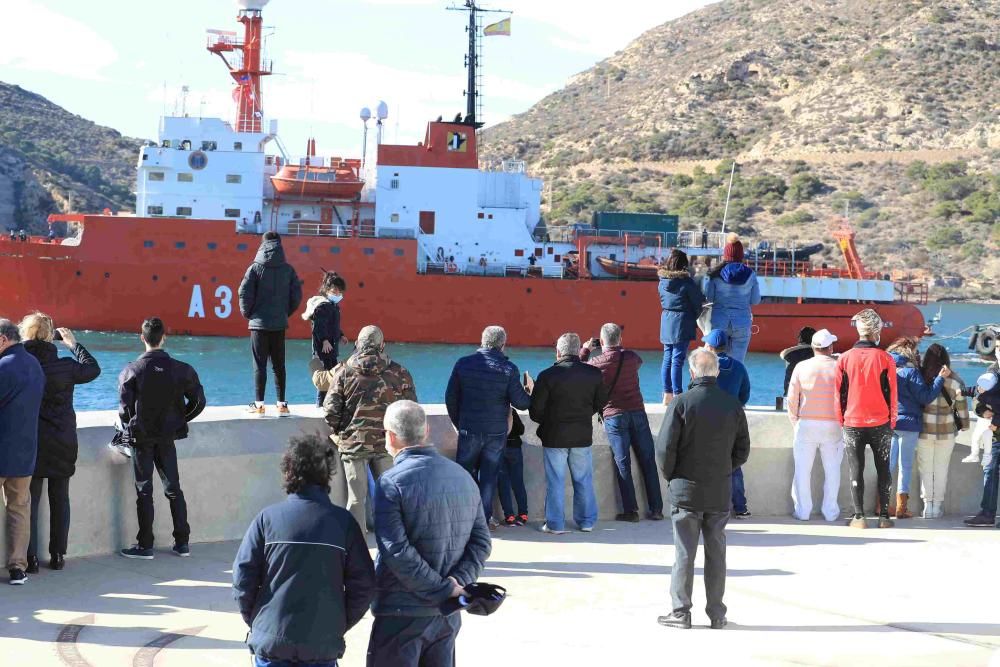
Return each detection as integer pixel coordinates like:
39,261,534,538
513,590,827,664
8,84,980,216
483,560,792,578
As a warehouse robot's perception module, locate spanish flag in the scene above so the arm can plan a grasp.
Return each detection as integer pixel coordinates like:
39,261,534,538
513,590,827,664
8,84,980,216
483,17,511,36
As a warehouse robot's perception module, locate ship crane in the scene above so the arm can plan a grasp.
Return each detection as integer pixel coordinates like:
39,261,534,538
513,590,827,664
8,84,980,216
206,0,273,133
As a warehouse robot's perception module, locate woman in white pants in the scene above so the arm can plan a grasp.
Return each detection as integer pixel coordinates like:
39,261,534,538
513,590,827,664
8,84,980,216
786,330,844,521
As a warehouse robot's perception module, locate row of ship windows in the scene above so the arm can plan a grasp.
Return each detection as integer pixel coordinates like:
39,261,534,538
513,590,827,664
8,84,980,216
148,205,240,217
148,172,242,184
139,239,402,257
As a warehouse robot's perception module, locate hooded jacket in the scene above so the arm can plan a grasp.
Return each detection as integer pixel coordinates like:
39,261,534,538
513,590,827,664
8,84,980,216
302,296,342,359
0,343,45,477
717,353,751,406
704,263,761,331
238,239,303,331
890,351,943,432
658,268,705,345
314,348,417,456
23,340,101,478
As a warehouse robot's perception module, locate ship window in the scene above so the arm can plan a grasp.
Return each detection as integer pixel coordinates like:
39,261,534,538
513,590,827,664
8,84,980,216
161,140,171,148
234,142,243,151
554,254,561,263
201,141,217,151
177,173,193,182
514,249,524,257
390,213,400,223
148,172,165,182
226,174,242,184
419,211,435,235
329,247,341,254
175,241,186,249
363,248,375,255
147,205,163,215
225,208,240,218
176,206,192,216
207,242,217,250
143,240,155,248
292,210,302,219
534,248,543,257
394,248,405,257
300,246,310,253
237,243,249,251
477,212,485,219
547,247,554,255
488,214,494,220
142,154,148,161
390,179,400,189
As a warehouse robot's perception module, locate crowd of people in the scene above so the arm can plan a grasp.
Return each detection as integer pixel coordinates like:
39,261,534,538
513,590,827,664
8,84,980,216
2,230,999,665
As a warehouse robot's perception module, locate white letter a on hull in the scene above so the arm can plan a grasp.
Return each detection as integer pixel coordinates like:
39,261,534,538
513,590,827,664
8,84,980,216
188,285,205,318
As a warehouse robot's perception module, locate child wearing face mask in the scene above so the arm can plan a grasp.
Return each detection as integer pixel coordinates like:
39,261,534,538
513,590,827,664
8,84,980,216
302,271,348,406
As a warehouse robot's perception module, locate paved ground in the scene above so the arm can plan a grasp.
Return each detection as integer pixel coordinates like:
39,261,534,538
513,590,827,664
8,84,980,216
2,518,999,667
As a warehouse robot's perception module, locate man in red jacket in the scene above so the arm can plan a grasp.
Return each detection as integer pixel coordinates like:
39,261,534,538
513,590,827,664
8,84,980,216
835,309,898,529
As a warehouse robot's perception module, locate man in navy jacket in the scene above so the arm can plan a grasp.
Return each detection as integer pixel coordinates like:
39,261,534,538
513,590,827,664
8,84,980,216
445,326,531,525
233,435,375,666
369,400,491,667
0,318,45,585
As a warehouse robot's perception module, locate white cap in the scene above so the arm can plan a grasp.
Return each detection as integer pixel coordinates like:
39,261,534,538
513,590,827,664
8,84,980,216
811,329,838,349
976,372,998,393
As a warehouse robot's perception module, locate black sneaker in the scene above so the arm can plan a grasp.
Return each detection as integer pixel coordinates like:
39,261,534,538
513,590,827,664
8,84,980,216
657,611,692,629
648,511,665,521
734,510,752,520
172,544,191,557
615,511,641,523
8,568,27,585
710,617,728,630
26,555,39,574
120,545,154,559
964,514,996,527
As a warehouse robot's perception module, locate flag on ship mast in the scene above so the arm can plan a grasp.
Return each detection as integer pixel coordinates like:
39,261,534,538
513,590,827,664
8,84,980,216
483,17,511,36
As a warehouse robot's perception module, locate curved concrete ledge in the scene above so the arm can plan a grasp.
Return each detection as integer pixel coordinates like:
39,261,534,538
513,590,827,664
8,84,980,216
1,405,986,559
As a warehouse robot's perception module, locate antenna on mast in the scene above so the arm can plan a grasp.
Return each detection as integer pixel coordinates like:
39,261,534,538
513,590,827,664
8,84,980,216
446,0,510,130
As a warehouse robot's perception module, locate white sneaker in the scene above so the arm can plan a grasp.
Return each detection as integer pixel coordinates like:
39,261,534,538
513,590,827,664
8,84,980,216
579,525,594,533
541,524,569,535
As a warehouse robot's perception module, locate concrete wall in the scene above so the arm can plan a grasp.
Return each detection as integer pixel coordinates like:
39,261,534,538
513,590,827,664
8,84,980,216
2,405,987,559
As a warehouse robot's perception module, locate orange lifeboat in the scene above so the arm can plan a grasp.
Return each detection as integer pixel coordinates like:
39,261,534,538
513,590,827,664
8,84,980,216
270,139,364,199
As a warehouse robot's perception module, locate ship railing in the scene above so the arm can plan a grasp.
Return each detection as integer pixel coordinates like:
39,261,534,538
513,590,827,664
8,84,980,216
570,229,726,250
376,228,416,240
281,222,353,237
894,281,929,305
479,159,526,174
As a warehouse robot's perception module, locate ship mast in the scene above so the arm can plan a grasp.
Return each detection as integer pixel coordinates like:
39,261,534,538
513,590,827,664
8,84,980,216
207,0,273,133
447,0,509,129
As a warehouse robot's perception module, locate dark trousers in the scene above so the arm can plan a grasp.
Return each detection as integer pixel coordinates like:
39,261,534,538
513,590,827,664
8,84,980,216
251,329,287,403
28,476,70,558
843,423,893,518
670,507,729,620
731,468,747,513
980,440,1000,518
456,430,507,523
314,351,337,406
132,438,189,549
367,614,461,667
603,411,663,514
497,447,528,518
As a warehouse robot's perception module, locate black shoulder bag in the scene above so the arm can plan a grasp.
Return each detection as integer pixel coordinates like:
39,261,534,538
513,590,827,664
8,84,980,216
940,384,965,431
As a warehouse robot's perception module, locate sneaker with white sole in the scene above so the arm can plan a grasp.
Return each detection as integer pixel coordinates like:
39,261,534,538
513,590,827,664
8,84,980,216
541,524,569,535
579,525,594,532
172,543,190,557
247,403,265,417
120,545,154,559
277,403,291,417
8,568,27,585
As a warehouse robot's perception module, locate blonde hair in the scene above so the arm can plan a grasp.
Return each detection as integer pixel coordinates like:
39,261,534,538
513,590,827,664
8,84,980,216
19,312,54,342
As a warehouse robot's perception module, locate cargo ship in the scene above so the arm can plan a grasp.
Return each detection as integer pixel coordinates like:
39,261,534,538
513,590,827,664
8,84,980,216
0,0,927,353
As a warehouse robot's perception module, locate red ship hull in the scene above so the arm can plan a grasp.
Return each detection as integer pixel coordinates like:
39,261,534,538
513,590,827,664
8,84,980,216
2,215,926,353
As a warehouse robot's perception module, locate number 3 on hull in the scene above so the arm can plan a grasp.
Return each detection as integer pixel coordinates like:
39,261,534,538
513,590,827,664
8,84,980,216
188,284,233,319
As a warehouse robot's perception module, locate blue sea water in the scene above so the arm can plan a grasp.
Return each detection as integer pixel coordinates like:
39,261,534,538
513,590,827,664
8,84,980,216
59,303,1000,412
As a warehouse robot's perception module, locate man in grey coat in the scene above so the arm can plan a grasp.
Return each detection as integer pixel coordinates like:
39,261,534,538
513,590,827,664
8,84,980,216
656,348,750,630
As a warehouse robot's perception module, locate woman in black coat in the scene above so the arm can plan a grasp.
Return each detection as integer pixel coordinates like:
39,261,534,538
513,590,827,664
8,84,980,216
20,313,100,572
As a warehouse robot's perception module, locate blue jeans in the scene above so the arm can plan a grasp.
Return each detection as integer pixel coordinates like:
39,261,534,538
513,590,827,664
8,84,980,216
726,326,752,363
543,447,598,531
255,657,336,667
497,447,528,517
890,429,919,495
456,430,507,522
661,342,691,395
980,440,1000,519
731,467,747,513
603,411,664,514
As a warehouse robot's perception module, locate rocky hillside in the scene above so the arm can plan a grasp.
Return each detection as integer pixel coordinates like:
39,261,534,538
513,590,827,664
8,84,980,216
482,0,1000,298
0,82,139,233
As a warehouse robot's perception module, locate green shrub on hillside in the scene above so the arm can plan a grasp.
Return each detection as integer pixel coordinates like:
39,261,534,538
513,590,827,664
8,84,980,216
775,210,815,226
926,225,963,250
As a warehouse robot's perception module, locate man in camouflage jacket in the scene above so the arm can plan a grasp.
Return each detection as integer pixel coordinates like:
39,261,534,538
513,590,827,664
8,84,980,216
311,325,417,534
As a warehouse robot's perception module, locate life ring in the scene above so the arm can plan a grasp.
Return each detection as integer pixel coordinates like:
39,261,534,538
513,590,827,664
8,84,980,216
445,261,459,274
975,329,997,357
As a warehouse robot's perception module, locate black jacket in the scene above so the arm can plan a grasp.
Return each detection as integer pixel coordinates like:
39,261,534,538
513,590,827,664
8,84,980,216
529,356,608,448
780,344,814,396
303,296,342,359
118,350,206,442
658,377,751,512
238,239,303,331
507,410,525,449
24,340,101,478
233,485,375,662
373,447,491,617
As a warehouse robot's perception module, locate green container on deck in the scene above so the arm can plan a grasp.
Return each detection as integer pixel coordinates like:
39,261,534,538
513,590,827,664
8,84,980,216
591,211,679,236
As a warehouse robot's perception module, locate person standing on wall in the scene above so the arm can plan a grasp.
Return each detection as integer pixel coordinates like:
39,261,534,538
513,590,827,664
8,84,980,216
656,348,750,630
233,435,375,667
239,231,303,417
118,317,206,559
529,333,608,534
20,314,101,573
0,318,45,585
446,326,532,529
703,234,760,362
658,249,705,406
787,329,844,522
303,271,349,407
581,323,664,522
368,401,491,667
835,309,897,529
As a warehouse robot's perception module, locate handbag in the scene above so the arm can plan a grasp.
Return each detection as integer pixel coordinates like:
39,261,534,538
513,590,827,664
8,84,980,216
941,385,965,431
697,302,713,337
